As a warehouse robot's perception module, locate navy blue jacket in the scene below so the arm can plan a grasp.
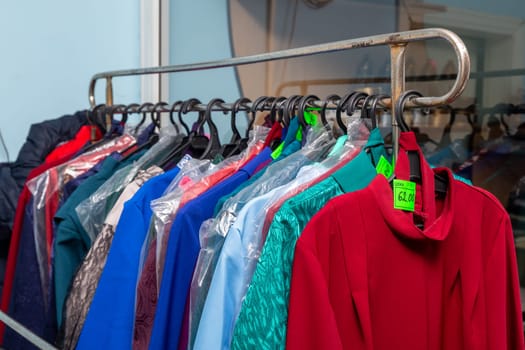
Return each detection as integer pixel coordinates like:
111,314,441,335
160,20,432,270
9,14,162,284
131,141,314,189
0,111,89,242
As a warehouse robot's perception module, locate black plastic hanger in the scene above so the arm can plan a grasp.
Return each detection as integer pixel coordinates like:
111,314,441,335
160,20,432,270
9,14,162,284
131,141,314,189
368,94,389,130
169,100,183,134
122,103,140,128
269,96,287,125
282,95,303,127
150,102,167,132
158,99,209,169
112,104,140,156
246,96,269,138
360,94,375,128
335,92,357,134
394,90,448,195
134,103,154,134
89,104,109,134
320,94,340,130
108,104,127,126
218,97,251,158
363,94,389,166
179,98,201,135
297,95,319,130
197,98,225,160
80,104,111,153
345,92,368,118
231,97,251,143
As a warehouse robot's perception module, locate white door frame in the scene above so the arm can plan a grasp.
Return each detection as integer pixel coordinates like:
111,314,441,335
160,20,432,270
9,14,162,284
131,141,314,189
140,0,170,103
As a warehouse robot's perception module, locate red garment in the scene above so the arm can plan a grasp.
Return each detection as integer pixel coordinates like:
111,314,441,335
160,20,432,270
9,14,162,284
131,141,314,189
263,122,282,148
286,132,524,350
44,125,102,163
0,154,75,341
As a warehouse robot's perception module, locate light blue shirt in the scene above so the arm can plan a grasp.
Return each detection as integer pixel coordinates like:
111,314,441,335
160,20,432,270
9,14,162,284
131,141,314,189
193,189,277,350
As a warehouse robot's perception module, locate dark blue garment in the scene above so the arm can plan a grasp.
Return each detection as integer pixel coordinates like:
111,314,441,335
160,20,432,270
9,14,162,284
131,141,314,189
148,147,272,350
76,167,180,350
4,198,53,350
137,124,157,146
0,111,89,242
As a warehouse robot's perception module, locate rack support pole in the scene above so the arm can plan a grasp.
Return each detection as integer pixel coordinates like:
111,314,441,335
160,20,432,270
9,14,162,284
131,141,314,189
105,77,114,132
390,43,407,168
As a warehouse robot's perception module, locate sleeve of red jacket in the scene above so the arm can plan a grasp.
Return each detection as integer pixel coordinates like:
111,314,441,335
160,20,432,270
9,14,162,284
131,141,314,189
486,216,525,349
286,206,344,350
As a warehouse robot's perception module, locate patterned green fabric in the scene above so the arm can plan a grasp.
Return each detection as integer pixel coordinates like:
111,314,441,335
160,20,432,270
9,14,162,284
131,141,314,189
231,129,386,350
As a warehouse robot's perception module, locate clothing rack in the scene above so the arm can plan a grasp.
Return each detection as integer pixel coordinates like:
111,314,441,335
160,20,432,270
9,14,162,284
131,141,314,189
88,28,471,166
0,28,469,350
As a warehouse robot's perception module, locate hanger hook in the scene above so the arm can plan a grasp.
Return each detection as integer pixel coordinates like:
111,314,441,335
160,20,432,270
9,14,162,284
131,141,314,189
135,102,154,134
368,94,389,130
169,100,183,134
360,94,376,128
151,102,168,130
108,104,126,125
179,98,202,134
394,90,423,132
199,98,225,159
335,92,357,134
231,97,251,142
283,95,302,127
298,95,319,129
248,96,270,136
321,94,340,129
269,97,287,124
122,103,140,127
346,92,368,116
90,104,109,134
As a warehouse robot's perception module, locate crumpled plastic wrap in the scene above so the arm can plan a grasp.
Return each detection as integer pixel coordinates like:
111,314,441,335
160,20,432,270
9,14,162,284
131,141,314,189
26,133,136,308
196,117,372,346
75,132,180,242
187,124,347,348
136,155,214,284
239,116,371,284
150,126,269,284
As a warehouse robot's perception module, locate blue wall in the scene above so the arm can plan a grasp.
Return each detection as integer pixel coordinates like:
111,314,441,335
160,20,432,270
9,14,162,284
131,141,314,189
0,1,141,162
169,0,242,141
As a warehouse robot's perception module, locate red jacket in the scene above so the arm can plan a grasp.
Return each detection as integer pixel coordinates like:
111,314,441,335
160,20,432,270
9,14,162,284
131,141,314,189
286,132,524,349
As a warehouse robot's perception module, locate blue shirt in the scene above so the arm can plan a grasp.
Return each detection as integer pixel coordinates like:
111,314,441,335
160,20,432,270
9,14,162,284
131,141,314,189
76,167,180,350
148,148,272,350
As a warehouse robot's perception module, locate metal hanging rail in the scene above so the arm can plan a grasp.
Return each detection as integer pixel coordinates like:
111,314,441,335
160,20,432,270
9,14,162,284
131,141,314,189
0,310,57,350
88,27,470,166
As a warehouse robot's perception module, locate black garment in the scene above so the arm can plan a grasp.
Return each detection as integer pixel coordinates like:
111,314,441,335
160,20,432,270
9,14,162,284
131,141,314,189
0,111,89,241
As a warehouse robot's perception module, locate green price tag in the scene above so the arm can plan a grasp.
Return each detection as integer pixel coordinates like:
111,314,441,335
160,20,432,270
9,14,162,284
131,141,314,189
271,141,285,160
376,155,393,179
303,111,318,126
393,179,416,212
